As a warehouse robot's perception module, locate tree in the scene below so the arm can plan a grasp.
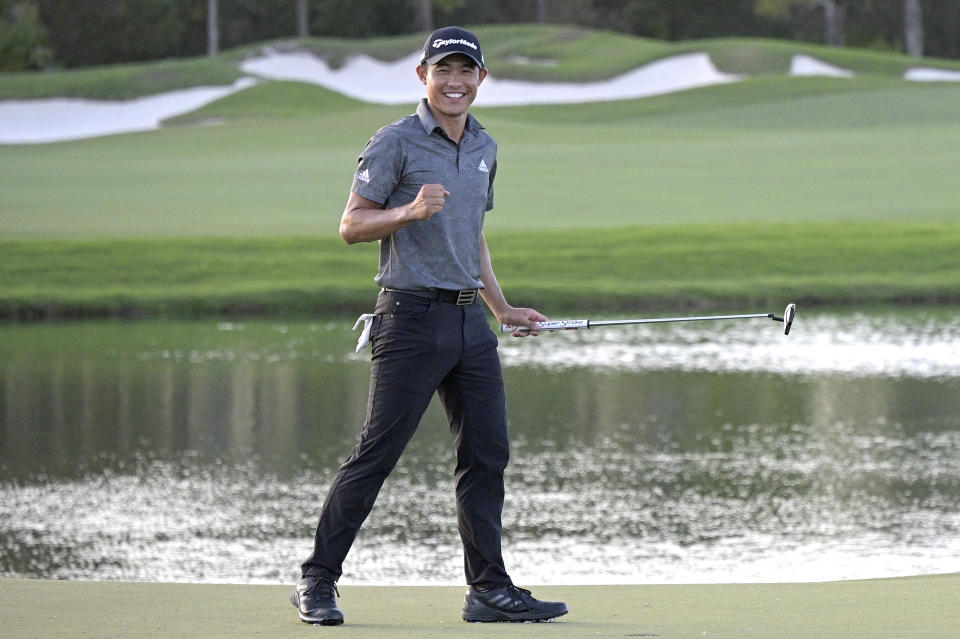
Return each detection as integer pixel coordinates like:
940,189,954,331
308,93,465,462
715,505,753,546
296,0,308,38
904,0,923,57
536,0,547,23
0,0,51,70
424,0,468,31
756,0,846,47
207,0,218,56
36,0,202,68
822,0,846,46
591,0,756,41
22,0,960,69
414,0,431,31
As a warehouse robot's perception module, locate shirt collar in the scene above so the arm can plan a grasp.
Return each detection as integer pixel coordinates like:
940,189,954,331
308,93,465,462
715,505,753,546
416,98,484,140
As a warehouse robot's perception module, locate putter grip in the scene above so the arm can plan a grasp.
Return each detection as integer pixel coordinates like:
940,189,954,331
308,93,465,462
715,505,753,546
501,319,589,333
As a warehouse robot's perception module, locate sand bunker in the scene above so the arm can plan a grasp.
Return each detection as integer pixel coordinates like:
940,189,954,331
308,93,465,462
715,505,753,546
0,51,741,144
789,54,854,78
0,77,256,144
904,67,960,82
239,49,743,105
3,48,959,145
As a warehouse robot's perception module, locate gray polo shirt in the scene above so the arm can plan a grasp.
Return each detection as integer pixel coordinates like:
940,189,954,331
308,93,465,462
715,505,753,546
350,98,497,291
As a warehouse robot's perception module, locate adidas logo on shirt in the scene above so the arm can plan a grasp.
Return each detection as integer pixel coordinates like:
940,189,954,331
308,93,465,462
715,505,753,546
356,168,371,183
478,159,489,173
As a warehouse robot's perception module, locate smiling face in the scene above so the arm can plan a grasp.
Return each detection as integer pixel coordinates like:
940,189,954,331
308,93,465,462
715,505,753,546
417,53,487,131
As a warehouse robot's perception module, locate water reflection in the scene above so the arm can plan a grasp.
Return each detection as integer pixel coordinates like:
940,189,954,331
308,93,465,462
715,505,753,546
497,310,960,377
1,312,959,584
2,321,370,477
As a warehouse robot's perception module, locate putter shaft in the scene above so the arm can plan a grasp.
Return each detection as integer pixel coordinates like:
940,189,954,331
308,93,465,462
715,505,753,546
503,306,795,335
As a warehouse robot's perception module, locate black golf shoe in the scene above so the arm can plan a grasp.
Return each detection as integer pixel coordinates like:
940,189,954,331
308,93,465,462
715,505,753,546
462,584,568,623
290,575,344,625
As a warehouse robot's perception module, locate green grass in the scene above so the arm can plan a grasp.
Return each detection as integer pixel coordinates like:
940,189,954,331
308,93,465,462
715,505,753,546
3,575,959,638
475,24,674,81
685,36,960,76
1,26,959,318
479,74,929,125
1,78,959,238
166,80,367,122
0,56,245,100
3,223,958,319
0,91,405,238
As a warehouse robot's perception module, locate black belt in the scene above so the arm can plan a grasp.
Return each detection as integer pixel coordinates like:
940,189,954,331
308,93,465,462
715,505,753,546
382,288,479,305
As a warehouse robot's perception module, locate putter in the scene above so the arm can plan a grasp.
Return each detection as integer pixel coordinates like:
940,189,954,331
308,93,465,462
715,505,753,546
504,303,797,336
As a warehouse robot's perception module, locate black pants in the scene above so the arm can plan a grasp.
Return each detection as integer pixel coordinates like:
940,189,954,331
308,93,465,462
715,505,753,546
302,290,512,587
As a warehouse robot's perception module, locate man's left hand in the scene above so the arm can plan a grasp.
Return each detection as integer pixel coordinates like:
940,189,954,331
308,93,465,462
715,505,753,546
500,307,548,338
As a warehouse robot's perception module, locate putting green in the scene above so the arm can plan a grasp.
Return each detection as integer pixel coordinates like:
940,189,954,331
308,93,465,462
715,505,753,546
2,574,958,638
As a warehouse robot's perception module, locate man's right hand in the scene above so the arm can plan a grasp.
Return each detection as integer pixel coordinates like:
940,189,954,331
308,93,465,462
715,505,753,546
408,184,450,220
340,186,449,245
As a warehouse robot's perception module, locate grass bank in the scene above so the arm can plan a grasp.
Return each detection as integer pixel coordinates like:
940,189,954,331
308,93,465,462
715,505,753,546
2,223,958,320
3,574,959,638
4,25,960,100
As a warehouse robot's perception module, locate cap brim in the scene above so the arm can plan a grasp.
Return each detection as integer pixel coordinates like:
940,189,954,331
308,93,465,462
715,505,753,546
423,51,484,69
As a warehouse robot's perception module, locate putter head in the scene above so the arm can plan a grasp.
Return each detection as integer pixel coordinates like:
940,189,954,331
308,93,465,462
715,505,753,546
783,303,796,335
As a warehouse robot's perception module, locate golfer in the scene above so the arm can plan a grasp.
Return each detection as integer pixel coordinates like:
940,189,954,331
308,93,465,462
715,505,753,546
290,26,569,625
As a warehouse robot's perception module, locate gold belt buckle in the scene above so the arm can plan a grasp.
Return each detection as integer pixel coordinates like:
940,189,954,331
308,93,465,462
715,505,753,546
456,289,477,305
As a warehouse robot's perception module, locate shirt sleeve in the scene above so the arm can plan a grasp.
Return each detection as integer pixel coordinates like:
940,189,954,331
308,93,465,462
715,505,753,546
485,158,497,212
351,128,403,205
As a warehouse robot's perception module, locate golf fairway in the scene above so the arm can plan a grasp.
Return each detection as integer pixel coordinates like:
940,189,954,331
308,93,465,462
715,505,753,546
3,574,959,638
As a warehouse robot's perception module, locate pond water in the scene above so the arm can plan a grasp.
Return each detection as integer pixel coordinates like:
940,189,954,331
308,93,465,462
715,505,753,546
2,309,959,585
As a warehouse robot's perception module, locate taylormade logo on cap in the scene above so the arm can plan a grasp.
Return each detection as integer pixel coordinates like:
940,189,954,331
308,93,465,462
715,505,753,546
421,26,484,68
432,37,478,51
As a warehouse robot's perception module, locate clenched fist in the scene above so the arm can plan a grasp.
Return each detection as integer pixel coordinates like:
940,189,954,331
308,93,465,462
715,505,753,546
408,184,450,220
